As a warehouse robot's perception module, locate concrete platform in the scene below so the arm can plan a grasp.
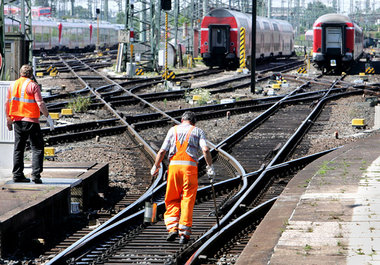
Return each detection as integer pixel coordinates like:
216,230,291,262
236,133,380,265
0,162,108,258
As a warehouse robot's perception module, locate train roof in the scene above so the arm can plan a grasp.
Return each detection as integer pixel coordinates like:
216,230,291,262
205,8,293,30
4,17,124,30
315,13,354,24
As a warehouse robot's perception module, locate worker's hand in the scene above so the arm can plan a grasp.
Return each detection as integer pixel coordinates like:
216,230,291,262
151,164,159,177
206,165,215,182
6,117,13,131
46,115,54,131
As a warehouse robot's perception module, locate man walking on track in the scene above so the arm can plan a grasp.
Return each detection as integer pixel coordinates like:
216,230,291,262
151,111,215,244
5,64,54,184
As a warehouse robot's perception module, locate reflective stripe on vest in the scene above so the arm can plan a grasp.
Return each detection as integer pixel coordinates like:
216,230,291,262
169,160,197,166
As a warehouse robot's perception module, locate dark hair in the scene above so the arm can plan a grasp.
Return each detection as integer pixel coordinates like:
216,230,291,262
181,111,196,124
20,65,33,78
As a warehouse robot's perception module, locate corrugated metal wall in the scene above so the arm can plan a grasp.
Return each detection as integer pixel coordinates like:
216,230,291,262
0,81,14,143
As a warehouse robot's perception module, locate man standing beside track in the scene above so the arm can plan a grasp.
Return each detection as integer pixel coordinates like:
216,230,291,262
4,64,54,184
151,111,215,244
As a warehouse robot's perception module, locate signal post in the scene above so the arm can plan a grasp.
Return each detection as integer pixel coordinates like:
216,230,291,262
161,0,171,86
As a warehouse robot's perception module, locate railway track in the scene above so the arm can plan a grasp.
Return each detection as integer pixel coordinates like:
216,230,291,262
34,54,380,265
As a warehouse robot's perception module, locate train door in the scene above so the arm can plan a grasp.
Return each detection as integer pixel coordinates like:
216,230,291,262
323,26,345,56
208,25,230,56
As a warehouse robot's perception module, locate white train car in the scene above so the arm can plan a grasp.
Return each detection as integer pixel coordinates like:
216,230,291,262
4,18,124,52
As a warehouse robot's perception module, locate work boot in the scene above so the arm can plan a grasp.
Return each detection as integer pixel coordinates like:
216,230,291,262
13,176,31,183
32,174,43,184
179,235,189,244
33,178,43,184
166,231,178,242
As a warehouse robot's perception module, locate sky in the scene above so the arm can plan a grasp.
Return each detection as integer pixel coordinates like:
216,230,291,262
272,0,378,14
74,0,378,15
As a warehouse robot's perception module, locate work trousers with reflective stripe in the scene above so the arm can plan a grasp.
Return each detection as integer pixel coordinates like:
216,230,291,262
164,163,198,237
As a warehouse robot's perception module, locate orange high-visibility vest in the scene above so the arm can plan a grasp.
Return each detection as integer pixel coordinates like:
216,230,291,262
8,77,40,119
170,125,197,166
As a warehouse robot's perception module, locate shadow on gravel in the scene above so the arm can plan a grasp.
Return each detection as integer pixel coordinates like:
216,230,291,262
348,60,380,75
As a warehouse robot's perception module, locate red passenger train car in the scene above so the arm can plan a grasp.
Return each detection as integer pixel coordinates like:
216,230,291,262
313,13,363,73
200,8,294,69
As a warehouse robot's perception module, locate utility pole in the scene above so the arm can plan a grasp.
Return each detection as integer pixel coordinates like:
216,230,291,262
0,0,4,80
203,0,207,15
129,0,134,77
70,0,75,16
21,0,33,64
120,0,130,72
150,0,159,71
267,0,271,18
104,0,108,21
251,0,256,93
174,0,179,54
88,0,93,18
190,0,194,57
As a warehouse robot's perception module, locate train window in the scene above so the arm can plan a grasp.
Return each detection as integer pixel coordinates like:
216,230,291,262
217,29,222,43
273,24,279,31
263,22,270,31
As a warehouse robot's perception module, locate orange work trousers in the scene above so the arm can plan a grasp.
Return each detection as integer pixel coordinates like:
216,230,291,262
164,163,198,238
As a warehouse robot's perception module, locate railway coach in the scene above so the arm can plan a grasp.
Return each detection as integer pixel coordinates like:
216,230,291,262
4,18,124,52
312,13,364,73
200,8,295,69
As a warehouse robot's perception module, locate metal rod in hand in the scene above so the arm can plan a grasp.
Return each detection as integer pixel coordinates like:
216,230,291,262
210,178,220,229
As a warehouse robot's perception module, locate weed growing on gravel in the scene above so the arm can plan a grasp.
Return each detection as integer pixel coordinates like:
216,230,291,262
356,248,365,255
67,96,91,112
303,244,312,255
163,98,167,108
185,88,211,105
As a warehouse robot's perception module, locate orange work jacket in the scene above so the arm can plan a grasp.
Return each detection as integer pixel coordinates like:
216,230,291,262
8,77,40,119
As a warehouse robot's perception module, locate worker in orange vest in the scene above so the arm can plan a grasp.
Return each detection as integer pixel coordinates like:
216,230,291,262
151,111,215,244
5,64,54,184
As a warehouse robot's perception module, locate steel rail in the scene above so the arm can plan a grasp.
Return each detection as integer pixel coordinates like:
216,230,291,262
171,77,351,264
46,55,244,265
46,56,167,265
185,147,340,264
